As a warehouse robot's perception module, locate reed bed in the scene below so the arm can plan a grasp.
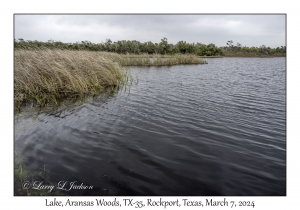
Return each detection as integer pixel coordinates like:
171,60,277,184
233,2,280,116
14,49,126,107
14,49,207,109
98,53,208,66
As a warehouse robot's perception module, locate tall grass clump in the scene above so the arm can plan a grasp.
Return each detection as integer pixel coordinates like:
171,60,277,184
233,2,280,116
14,49,127,108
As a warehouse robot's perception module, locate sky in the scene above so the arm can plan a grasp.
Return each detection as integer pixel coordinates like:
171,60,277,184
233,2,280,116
15,14,286,48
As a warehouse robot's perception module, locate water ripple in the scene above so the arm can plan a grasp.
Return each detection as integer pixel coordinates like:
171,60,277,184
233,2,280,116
15,57,286,195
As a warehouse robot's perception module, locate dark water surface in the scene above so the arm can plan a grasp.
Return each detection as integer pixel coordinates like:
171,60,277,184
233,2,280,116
15,57,286,196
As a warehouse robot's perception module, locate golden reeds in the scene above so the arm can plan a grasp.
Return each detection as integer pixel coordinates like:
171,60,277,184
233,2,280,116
14,49,126,107
98,53,207,66
14,49,207,109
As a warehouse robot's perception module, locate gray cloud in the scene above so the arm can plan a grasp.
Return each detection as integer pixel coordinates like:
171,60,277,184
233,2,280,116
14,14,286,47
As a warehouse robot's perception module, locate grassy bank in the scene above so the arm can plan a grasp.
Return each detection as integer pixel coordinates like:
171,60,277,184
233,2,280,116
14,49,127,109
14,49,207,109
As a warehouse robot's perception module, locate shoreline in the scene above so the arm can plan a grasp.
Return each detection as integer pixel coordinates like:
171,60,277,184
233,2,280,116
198,55,286,58
220,55,285,58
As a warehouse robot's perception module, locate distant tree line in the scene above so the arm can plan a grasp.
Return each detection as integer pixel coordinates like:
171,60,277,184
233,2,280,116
221,40,286,56
14,38,286,56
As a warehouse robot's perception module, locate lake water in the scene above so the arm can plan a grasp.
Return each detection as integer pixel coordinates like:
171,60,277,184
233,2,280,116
15,57,286,196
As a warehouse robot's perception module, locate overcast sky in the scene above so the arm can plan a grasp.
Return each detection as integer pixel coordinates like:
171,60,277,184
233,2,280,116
14,14,286,48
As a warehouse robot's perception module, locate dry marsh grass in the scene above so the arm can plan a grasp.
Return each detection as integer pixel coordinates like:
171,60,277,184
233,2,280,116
14,50,207,109
98,53,208,66
14,49,127,108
